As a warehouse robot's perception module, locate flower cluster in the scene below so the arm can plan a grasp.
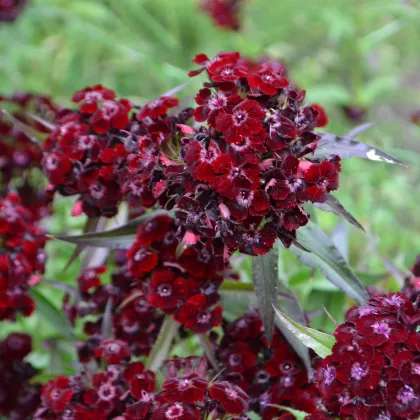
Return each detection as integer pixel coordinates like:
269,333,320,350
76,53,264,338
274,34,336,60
35,352,250,420
42,84,192,218
0,92,59,189
402,254,420,303
212,312,330,419
200,0,244,31
176,51,337,255
316,294,420,419
0,0,27,21
64,264,163,359
0,333,40,418
126,215,227,333
0,193,47,320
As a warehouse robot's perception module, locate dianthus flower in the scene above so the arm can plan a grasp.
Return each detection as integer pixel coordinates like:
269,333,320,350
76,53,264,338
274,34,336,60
63,264,162,358
0,333,41,418
175,51,337,255
211,312,330,419
0,193,47,320
316,293,420,419
125,215,226,333
42,84,192,217
200,0,244,31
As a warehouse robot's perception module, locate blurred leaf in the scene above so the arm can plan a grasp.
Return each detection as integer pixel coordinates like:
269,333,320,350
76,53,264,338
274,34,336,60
57,209,173,249
30,288,74,341
313,194,365,231
345,122,375,139
356,271,389,286
359,76,398,105
331,222,349,262
360,20,402,52
246,412,262,420
198,334,217,369
291,221,369,304
273,307,335,358
146,316,179,372
306,84,352,104
252,249,279,344
267,405,308,420
314,132,408,167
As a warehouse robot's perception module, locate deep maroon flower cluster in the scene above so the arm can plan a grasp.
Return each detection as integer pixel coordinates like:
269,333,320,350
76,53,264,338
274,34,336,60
176,51,337,254
42,84,192,218
126,215,228,333
0,193,46,320
0,0,27,21
410,110,420,126
0,333,41,419
213,312,329,419
35,353,250,420
402,255,420,303
63,264,162,358
316,294,420,419
200,0,244,31
0,92,60,189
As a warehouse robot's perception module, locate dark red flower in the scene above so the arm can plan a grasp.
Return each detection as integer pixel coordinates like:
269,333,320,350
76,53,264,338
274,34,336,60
77,266,106,293
136,96,179,121
93,339,131,364
207,52,248,82
124,362,156,398
41,376,73,413
0,332,32,361
135,215,173,246
0,0,27,21
200,0,243,31
151,402,200,420
247,62,289,95
127,246,159,277
162,373,208,403
209,381,249,414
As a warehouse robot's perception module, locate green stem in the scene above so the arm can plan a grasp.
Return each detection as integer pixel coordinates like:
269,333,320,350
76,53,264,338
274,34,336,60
146,316,179,372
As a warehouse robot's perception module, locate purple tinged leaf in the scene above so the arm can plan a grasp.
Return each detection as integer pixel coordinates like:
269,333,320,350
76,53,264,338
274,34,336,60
314,132,408,167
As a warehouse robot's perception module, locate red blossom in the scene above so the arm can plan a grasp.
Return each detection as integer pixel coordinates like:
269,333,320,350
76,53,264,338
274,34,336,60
136,96,179,121
209,381,249,414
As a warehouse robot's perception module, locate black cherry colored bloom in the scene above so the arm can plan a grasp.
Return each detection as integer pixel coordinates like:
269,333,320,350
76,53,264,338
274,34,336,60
175,51,337,255
411,110,420,126
0,193,47,320
126,216,226,333
0,333,40,419
316,293,420,419
200,0,244,31
0,0,27,21
213,312,329,419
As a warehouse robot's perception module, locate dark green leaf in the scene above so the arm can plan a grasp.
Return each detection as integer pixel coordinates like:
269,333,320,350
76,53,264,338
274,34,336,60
314,132,408,167
146,316,179,372
57,209,173,249
273,307,336,358
290,221,369,304
313,194,365,231
30,288,75,341
252,249,279,344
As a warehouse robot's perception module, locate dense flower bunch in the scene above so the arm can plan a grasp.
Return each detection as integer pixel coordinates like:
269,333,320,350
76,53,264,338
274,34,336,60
213,312,329,419
64,264,163,358
0,333,41,418
0,193,47,320
402,254,420,303
35,352,251,419
0,0,27,21
41,84,192,218
200,0,244,31
316,293,420,419
0,92,60,189
177,51,336,255
126,215,228,333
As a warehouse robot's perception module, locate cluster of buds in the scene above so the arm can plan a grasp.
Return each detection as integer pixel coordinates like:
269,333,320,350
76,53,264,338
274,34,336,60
200,0,244,31
316,294,420,419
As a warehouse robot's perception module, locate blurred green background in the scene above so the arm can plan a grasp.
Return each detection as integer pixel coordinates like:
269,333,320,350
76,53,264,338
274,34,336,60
1,0,420,371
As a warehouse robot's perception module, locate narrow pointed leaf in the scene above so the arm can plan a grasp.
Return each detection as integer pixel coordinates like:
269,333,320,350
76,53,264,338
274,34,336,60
345,122,374,139
275,280,312,374
267,405,308,420
30,288,75,341
252,249,279,344
1,109,47,144
314,132,408,167
101,298,114,339
313,194,365,231
290,221,369,304
57,209,173,249
273,307,335,358
146,316,179,372
331,221,349,262
199,334,218,369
